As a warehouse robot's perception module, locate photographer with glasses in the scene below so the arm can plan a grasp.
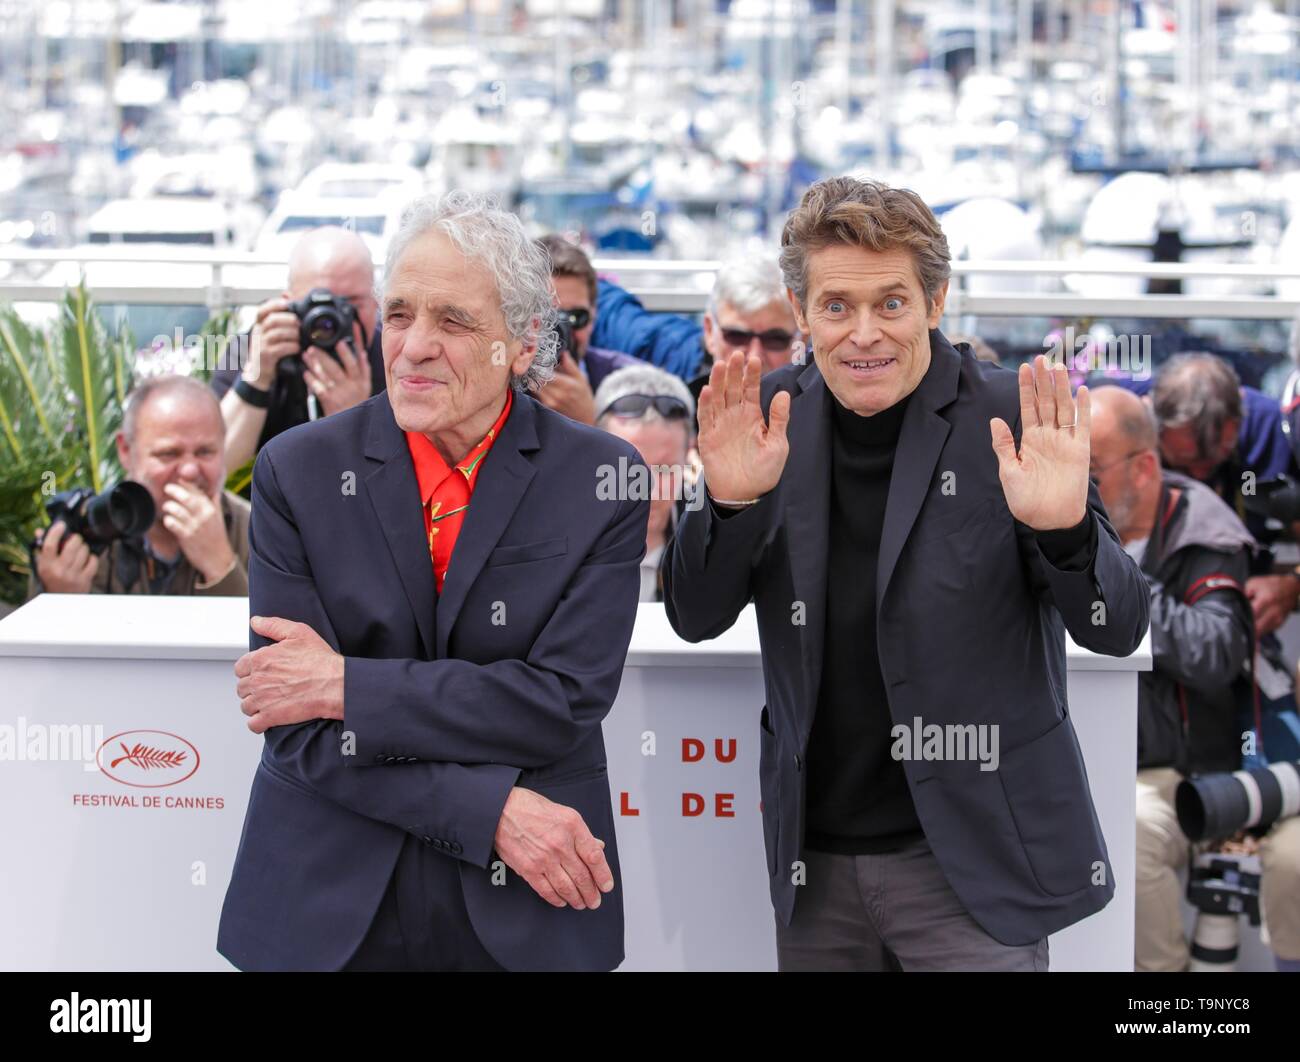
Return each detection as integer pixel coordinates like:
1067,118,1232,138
595,365,698,602
591,255,805,409
533,235,639,425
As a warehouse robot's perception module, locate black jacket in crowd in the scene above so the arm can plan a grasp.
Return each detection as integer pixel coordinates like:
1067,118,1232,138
1138,470,1257,775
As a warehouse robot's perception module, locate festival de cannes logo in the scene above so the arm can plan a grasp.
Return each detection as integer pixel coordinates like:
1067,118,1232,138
95,730,200,788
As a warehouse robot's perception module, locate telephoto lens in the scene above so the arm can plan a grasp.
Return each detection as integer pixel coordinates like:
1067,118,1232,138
1176,761,1300,842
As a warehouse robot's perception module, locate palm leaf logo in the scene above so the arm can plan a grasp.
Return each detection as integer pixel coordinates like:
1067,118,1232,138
109,742,187,771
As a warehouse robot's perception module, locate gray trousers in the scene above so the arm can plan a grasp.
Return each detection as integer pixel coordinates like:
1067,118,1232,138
775,838,1049,971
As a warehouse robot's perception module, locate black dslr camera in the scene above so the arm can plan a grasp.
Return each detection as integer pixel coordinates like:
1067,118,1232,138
1243,475,1300,526
42,482,155,554
548,313,576,363
287,288,358,365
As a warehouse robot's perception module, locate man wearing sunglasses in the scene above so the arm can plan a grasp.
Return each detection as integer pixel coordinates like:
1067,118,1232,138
701,256,806,379
594,365,698,602
588,256,805,396
534,235,639,425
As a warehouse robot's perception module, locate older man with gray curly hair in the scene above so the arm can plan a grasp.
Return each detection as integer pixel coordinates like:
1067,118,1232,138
219,190,650,972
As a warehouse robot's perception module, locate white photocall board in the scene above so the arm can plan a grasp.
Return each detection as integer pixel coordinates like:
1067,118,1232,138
0,595,1150,971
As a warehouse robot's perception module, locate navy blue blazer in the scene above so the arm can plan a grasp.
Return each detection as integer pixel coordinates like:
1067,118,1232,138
217,388,648,971
663,333,1151,946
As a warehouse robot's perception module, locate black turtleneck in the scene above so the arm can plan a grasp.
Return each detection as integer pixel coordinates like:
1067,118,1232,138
804,391,924,855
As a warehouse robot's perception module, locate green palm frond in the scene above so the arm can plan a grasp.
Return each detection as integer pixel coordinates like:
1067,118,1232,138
224,455,255,499
0,440,62,605
0,285,137,606
58,281,131,493
0,309,56,448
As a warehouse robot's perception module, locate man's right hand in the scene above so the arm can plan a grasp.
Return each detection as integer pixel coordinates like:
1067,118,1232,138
493,786,614,910
697,349,792,502
33,522,97,593
243,294,301,389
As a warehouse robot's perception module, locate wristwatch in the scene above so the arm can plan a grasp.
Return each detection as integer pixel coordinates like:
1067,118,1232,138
234,376,270,408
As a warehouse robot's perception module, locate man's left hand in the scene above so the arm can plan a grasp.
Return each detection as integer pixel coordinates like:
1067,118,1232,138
161,482,236,584
236,616,344,733
1246,573,1300,636
305,337,371,416
536,349,596,424
990,355,1091,531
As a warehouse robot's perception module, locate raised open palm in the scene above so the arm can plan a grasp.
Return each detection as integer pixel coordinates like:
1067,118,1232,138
990,355,1091,531
698,350,792,502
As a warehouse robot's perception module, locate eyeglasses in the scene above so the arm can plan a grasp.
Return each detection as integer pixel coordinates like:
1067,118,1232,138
599,394,691,421
560,307,592,330
720,327,796,354
1088,449,1149,487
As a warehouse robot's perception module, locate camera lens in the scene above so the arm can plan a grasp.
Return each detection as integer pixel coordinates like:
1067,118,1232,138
308,315,340,345
79,481,156,547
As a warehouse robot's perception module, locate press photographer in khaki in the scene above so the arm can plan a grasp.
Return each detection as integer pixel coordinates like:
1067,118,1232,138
30,374,249,597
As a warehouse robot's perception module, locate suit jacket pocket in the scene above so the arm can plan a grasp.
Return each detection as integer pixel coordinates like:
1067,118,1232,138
997,715,1107,897
258,758,319,801
486,536,568,567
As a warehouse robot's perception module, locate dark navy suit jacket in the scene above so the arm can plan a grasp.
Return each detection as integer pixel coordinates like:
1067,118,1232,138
217,389,648,971
663,332,1151,946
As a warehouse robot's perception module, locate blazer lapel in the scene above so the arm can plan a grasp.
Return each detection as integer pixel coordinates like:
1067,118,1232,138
434,391,540,658
782,361,832,735
363,397,437,659
876,331,961,610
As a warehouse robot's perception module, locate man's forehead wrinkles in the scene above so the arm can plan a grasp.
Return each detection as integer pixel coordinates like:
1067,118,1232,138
384,289,485,316
817,270,912,289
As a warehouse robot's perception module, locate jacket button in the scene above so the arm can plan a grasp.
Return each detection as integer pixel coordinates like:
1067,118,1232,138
450,841,463,854
422,835,434,846
374,754,385,764
794,754,803,771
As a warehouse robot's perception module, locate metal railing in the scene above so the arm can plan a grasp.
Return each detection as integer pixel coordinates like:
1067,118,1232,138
2,248,1300,320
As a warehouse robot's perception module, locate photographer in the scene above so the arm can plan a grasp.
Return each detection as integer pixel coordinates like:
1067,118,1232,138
532,234,638,425
29,375,250,597
211,226,385,471
1089,386,1300,973
594,364,698,602
1149,353,1300,634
